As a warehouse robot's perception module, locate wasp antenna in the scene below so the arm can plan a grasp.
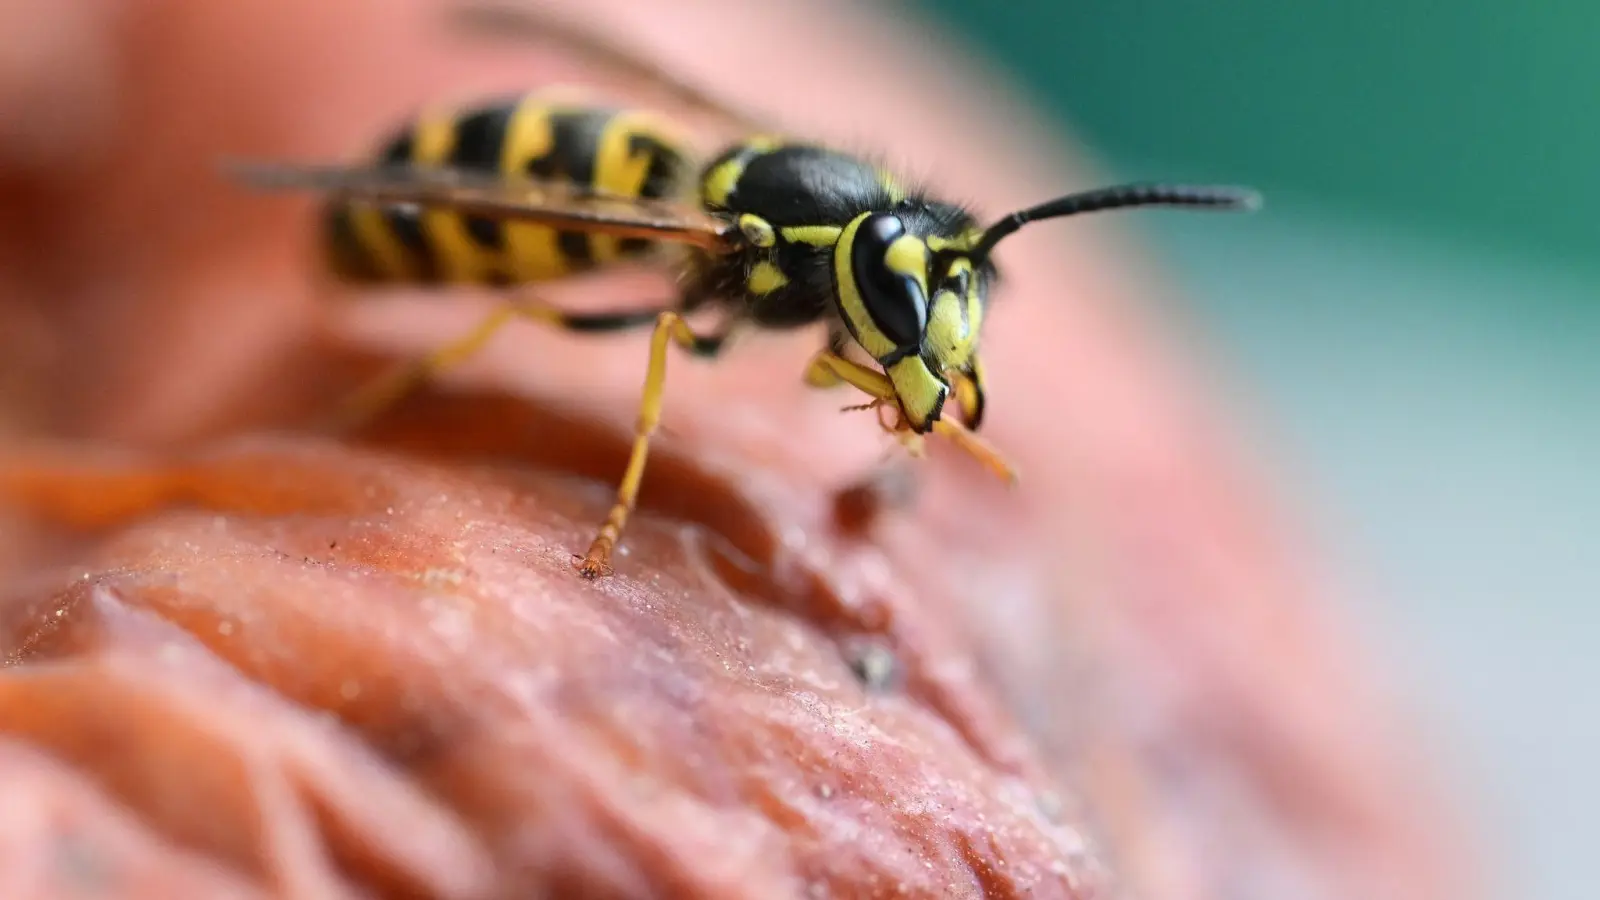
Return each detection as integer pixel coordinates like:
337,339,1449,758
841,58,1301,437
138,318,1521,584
972,183,1261,261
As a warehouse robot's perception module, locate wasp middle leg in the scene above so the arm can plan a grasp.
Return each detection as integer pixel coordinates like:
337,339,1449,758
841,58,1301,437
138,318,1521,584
575,309,730,578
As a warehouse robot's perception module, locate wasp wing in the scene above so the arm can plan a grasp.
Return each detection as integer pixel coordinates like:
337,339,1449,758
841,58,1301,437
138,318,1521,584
227,160,741,252
445,1,774,136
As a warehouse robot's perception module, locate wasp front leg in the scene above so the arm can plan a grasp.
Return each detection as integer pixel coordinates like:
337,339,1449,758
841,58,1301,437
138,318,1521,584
802,348,895,399
804,348,1016,485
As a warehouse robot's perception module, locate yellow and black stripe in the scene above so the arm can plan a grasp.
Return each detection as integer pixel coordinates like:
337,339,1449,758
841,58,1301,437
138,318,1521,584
229,0,1260,582
323,94,694,287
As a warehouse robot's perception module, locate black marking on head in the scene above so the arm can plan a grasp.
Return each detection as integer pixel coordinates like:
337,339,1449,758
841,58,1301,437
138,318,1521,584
851,213,927,350
948,265,972,300
928,254,978,337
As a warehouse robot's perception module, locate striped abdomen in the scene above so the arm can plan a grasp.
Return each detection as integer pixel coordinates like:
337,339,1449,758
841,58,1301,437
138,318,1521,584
323,94,694,286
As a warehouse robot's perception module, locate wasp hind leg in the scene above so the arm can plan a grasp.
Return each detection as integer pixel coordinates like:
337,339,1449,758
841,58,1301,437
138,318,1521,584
326,298,666,433
575,310,730,578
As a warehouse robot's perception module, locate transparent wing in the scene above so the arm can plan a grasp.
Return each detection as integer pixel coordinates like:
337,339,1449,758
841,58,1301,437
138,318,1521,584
446,0,773,135
227,160,741,252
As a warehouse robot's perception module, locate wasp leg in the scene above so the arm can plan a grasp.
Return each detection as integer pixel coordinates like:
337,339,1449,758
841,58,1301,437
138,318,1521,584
575,310,728,578
804,350,929,457
803,349,896,397
803,350,1017,485
327,299,665,432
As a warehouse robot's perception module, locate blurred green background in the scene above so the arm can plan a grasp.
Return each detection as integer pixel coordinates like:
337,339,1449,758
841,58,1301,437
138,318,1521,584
919,0,1599,278
913,3,1597,899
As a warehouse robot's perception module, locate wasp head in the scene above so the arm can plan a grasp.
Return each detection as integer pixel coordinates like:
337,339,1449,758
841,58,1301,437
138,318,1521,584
833,208,992,434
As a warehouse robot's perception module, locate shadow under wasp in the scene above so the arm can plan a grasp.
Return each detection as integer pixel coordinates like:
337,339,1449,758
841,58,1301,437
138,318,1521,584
228,1,1261,577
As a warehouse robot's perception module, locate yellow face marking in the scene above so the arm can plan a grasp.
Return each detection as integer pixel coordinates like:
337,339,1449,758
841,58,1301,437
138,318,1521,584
738,214,776,248
747,260,789,295
883,234,929,294
926,228,984,254
925,292,968,370
887,356,947,431
927,256,975,370
781,225,842,246
499,98,571,281
833,213,897,361
964,275,984,350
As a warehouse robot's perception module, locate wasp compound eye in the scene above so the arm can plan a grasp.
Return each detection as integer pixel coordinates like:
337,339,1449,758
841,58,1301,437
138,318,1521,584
851,213,928,351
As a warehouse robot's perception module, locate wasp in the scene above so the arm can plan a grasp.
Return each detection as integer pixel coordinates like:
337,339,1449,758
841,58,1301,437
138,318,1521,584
228,1,1261,578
